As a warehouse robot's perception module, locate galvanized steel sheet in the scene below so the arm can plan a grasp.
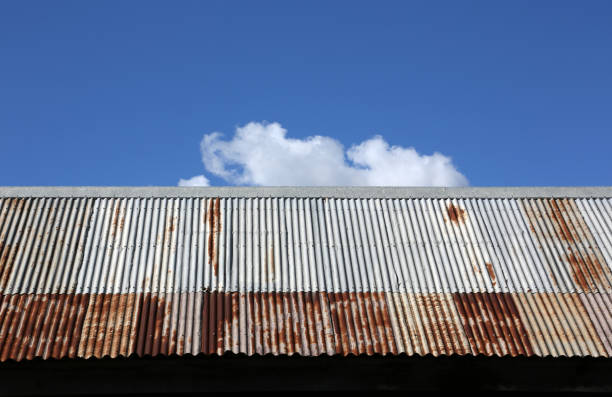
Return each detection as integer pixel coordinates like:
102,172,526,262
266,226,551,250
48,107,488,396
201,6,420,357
0,190,610,360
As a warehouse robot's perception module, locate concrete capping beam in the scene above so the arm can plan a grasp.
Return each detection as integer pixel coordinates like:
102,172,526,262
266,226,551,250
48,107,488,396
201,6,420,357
0,186,611,198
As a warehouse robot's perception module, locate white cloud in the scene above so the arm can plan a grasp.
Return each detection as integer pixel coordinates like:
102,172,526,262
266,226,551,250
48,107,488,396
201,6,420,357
178,174,210,187
182,121,468,187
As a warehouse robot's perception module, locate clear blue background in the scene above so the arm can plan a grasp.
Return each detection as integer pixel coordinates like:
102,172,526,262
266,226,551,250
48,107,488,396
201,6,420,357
1,0,611,186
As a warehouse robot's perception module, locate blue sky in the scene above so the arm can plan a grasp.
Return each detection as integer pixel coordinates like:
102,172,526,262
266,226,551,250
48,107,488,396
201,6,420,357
1,0,611,186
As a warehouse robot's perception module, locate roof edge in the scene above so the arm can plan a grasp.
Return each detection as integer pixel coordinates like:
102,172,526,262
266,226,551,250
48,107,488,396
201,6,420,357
0,186,611,198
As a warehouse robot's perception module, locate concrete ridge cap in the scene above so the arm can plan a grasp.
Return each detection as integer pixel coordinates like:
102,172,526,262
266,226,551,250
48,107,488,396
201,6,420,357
0,186,611,198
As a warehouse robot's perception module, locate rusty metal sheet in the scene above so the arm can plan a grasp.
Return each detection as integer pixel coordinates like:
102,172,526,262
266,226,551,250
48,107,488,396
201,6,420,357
0,191,610,361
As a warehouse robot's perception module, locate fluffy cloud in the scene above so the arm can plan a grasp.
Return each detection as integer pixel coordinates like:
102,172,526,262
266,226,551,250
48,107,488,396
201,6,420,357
179,121,468,187
178,174,210,187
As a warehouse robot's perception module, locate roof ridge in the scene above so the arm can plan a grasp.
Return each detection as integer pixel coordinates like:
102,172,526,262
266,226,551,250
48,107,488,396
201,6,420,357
0,186,611,198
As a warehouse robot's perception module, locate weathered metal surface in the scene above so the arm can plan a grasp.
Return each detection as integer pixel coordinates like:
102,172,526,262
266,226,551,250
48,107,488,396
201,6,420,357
0,191,610,361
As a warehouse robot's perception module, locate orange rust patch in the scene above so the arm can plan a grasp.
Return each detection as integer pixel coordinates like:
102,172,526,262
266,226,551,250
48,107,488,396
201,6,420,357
524,199,608,291
447,204,466,224
485,263,496,286
207,198,221,276
548,199,576,243
452,292,533,356
8,291,612,360
566,251,604,291
8,198,25,212
567,252,589,290
110,204,121,237
0,243,18,289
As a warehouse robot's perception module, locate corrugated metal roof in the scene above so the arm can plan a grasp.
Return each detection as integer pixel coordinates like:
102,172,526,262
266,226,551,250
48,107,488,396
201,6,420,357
0,187,610,361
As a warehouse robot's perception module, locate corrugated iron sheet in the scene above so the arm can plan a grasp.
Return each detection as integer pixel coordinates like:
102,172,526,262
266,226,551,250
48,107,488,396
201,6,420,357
0,193,610,361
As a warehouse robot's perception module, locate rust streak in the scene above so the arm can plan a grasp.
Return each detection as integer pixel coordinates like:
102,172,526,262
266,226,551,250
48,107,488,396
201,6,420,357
452,293,533,357
110,204,121,238
565,251,604,292
447,204,466,224
201,290,211,354
207,198,221,277
0,243,18,289
485,263,497,286
549,199,576,243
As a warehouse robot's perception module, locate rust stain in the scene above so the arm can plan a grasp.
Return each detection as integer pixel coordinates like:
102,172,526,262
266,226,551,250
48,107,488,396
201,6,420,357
3,295,31,361
566,251,604,291
431,294,454,355
501,294,533,356
303,292,318,355
159,294,173,356
447,204,466,224
106,293,125,357
367,291,395,355
94,294,114,357
440,294,470,355
290,291,302,354
172,328,178,355
282,292,295,355
120,293,137,356
33,294,60,359
219,290,228,354
151,296,166,356
352,292,372,355
84,293,106,358
18,294,45,361
231,292,242,353
67,293,91,358
485,263,497,286
111,204,121,237
330,292,349,355
2,290,610,360
200,290,210,354
352,292,373,355
548,199,576,243
0,243,18,289
270,291,282,354
135,293,151,356
207,198,221,277
249,291,259,355
43,294,68,359
452,292,533,357
523,201,571,289
524,199,608,291
361,291,382,353
79,294,97,358
259,292,271,354
522,202,542,239
567,252,589,291
0,295,21,361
